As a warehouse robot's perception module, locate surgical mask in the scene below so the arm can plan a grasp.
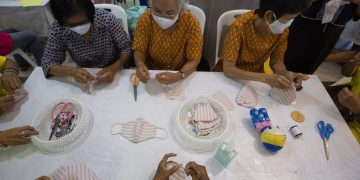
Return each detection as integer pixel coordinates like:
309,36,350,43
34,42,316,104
266,13,293,34
110,118,168,143
152,13,179,29
69,22,91,35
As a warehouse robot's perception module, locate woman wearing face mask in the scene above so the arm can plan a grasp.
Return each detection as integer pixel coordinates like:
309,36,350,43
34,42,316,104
218,0,310,89
133,0,203,85
41,0,131,84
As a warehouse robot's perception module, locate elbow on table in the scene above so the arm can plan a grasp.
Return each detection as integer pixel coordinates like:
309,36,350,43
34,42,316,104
222,63,233,78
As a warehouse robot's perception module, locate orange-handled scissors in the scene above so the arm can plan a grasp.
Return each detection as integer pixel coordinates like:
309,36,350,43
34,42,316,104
130,73,140,101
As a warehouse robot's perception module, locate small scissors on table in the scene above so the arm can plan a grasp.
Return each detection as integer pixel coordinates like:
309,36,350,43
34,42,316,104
317,120,335,160
130,73,140,101
49,102,75,140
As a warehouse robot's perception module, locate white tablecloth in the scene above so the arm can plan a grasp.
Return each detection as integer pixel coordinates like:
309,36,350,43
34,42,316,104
0,0,53,38
0,68,359,180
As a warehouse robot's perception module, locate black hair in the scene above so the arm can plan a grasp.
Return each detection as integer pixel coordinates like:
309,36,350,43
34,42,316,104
50,0,95,26
255,0,311,18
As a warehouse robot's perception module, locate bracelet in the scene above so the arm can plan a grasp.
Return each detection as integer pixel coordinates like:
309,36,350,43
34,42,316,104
2,68,19,76
2,71,18,77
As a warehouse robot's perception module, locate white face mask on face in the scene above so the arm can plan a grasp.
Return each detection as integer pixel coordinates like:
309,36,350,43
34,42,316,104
152,14,179,29
266,13,293,34
69,22,91,35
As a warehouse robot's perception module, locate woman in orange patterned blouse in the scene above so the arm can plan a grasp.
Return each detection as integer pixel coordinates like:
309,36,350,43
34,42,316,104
221,0,310,89
133,0,203,85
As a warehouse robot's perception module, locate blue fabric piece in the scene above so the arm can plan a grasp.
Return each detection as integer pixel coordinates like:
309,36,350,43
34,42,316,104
263,142,282,152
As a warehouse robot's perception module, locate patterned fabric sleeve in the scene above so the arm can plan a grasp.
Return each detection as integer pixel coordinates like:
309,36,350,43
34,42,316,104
270,29,289,63
220,20,243,62
106,11,131,55
132,12,150,54
185,15,203,61
41,24,66,77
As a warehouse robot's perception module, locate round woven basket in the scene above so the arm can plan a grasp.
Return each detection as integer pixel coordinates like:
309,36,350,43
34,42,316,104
172,97,230,153
31,99,93,153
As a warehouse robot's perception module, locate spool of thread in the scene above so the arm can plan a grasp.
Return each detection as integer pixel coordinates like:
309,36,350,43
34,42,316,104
290,125,303,138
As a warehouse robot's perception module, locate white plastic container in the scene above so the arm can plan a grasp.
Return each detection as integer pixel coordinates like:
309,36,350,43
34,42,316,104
31,99,93,153
172,97,230,153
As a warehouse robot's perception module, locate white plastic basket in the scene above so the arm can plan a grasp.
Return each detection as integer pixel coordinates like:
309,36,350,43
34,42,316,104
31,99,93,153
172,97,230,153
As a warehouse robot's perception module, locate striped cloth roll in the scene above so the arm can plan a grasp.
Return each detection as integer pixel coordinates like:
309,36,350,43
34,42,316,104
211,90,235,111
52,164,98,180
270,85,296,105
236,83,258,108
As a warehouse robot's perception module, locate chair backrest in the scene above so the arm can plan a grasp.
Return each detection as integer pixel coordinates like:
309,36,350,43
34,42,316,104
215,9,250,65
187,4,206,34
95,4,129,34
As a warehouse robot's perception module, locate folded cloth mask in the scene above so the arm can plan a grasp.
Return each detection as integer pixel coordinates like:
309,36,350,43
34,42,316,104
87,79,99,94
51,163,98,180
165,162,191,180
192,102,221,136
110,118,168,143
270,84,296,105
236,83,258,108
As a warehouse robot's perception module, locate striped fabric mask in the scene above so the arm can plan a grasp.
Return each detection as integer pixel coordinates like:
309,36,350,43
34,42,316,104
110,118,168,143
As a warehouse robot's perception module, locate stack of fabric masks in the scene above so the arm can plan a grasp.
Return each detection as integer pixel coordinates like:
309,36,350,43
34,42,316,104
190,102,221,136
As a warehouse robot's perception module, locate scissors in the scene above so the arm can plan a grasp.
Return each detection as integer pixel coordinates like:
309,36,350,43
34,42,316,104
49,102,75,140
130,73,140,101
317,120,335,160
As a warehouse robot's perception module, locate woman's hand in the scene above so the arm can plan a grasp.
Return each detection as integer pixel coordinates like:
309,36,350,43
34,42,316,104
156,72,181,85
338,87,360,114
265,73,292,89
96,66,118,82
0,126,38,147
153,153,181,180
1,73,21,92
185,161,210,180
71,68,95,84
0,95,15,113
136,63,150,83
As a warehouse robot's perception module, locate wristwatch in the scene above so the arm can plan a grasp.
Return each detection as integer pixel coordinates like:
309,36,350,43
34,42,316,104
178,71,185,79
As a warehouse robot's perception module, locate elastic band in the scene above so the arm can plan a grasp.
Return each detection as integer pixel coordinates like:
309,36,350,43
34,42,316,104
154,127,168,140
110,123,123,135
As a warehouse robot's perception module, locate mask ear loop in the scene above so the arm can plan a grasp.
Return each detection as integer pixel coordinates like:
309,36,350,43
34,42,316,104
154,127,168,140
110,123,123,135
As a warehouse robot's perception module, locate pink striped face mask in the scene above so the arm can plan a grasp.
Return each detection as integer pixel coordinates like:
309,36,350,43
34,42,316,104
110,118,168,143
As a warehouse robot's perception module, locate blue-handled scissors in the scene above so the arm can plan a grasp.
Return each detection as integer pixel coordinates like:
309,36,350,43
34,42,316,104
317,120,334,160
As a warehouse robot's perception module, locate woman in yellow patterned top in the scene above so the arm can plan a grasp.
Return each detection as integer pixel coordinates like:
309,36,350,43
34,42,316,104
220,0,310,89
133,0,202,85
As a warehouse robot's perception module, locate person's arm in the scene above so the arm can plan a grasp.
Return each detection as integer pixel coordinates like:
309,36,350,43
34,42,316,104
180,15,203,77
1,57,21,91
156,15,203,84
325,50,358,62
97,12,132,82
41,25,94,84
133,13,151,83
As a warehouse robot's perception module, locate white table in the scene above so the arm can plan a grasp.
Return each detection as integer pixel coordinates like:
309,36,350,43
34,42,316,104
0,0,54,38
0,68,359,180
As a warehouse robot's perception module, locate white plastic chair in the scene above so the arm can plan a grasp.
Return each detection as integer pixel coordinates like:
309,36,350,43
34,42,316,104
95,4,129,34
215,10,250,65
8,49,38,67
187,4,206,34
